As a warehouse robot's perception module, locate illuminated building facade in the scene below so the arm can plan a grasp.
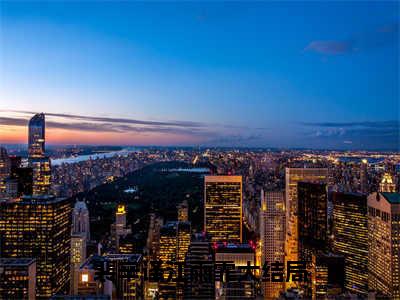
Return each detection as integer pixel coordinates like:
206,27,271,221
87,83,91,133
184,233,215,299
177,199,189,222
368,192,400,299
259,190,285,299
311,252,344,299
77,254,143,299
0,195,71,298
72,200,90,240
0,258,36,300
285,167,328,288
28,113,45,159
204,175,242,243
70,233,87,294
157,221,191,299
214,243,256,299
30,157,51,196
298,182,328,260
0,147,11,196
332,192,368,296
379,173,396,193
360,159,368,194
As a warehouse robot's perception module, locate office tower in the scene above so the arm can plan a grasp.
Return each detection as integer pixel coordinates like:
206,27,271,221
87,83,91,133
285,167,328,285
157,221,191,299
30,157,51,195
77,254,143,299
178,199,189,222
72,199,90,240
379,173,396,193
5,177,19,197
298,182,328,260
214,243,257,300
112,204,132,252
204,175,242,243
0,258,36,300
70,233,87,294
360,159,368,194
331,192,368,296
28,113,45,158
0,147,11,195
259,190,285,299
0,195,71,298
311,252,345,299
184,234,215,300
146,213,164,260
368,192,400,298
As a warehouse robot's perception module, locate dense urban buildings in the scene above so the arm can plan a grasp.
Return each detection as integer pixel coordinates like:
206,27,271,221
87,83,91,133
0,114,400,299
332,192,369,296
368,192,400,299
284,167,328,289
259,190,285,299
204,175,243,243
0,195,71,298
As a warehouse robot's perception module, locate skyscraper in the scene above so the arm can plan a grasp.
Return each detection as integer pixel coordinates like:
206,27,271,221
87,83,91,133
368,192,400,298
360,159,368,194
72,199,90,240
157,221,191,299
259,190,285,299
0,258,36,300
70,233,87,294
28,113,51,195
332,192,368,296
204,175,242,243
0,195,71,298
0,147,11,196
184,234,215,300
28,113,45,159
297,182,328,260
285,168,328,283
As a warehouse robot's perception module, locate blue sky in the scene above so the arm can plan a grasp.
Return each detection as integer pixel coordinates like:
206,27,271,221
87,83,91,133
0,1,398,149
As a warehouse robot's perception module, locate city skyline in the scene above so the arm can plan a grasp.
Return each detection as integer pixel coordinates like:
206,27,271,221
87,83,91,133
0,1,399,150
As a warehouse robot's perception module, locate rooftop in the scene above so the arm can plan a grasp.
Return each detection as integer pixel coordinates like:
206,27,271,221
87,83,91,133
0,258,35,266
381,192,400,204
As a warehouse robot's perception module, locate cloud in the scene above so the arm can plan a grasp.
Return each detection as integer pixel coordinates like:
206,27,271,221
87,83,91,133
299,120,399,150
305,22,399,55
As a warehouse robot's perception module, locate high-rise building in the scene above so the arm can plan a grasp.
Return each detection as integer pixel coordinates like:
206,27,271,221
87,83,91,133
70,233,87,294
157,221,191,300
298,182,328,260
28,113,45,159
204,175,242,243
30,157,51,195
72,200,90,240
285,167,328,286
259,190,285,299
11,167,33,196
177,199,189,222
0,195,71,298
360,159,368,194
214,243,257,300
311,252,345,299
0,147,11,196
184,234,215,300
0,258,36,300
332,192,368,296
379,173,396,193
28,113,51,196
368,192,400,298
77,254,143,300
112,204,132,252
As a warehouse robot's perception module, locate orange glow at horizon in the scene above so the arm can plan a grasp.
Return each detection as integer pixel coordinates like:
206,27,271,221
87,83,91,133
0,126,202,145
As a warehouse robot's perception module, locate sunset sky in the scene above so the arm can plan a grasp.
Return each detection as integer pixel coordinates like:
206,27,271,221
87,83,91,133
0,1,398,149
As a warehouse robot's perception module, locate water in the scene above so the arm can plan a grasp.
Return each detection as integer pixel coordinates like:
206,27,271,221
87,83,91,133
51,148,138,166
